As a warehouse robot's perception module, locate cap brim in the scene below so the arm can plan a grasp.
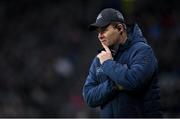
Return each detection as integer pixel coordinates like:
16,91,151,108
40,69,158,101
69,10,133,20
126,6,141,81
88,21,110,31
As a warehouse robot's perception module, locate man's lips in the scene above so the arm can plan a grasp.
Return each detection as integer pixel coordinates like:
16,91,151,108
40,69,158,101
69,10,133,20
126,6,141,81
100,39,106,43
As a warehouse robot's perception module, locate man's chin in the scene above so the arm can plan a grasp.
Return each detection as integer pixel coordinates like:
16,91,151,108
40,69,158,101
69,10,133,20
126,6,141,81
101,42,113,48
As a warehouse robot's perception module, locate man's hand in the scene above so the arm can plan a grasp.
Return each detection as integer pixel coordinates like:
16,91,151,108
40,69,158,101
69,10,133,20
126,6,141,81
97,43,113,64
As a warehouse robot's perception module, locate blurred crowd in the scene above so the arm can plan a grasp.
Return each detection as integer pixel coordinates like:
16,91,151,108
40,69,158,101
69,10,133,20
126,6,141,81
0,0,180,117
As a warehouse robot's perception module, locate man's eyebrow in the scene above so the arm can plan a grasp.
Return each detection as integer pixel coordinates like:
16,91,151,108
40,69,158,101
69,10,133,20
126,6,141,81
97,25,109,32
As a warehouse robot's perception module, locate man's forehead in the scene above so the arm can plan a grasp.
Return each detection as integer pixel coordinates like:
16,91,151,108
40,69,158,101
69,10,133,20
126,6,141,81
97,24,112,30
96,25,114,33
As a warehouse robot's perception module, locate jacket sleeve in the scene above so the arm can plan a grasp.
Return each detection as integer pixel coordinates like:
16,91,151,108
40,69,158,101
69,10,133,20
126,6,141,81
101,45,157,91
83,58,119,108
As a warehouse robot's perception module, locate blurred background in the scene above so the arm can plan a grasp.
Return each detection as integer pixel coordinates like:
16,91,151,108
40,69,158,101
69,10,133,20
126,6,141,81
0,0,180,118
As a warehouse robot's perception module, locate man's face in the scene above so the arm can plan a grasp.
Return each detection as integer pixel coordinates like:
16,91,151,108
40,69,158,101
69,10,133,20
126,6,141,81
97,24,120,47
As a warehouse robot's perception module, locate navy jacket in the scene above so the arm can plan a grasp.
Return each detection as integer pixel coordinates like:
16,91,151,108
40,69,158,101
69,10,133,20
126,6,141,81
83,24,162,117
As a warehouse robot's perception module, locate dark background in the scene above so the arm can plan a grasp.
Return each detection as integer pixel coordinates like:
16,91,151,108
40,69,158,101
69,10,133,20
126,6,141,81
0,0,180,117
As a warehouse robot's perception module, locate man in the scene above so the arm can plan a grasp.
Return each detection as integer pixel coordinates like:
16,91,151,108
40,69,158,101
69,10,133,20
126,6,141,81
82,8,162,117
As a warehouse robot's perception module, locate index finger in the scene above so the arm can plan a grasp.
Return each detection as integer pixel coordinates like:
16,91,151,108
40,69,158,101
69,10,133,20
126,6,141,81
101,43,111,53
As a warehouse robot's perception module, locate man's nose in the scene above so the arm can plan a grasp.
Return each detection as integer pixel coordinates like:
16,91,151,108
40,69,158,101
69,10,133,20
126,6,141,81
98,32,104,40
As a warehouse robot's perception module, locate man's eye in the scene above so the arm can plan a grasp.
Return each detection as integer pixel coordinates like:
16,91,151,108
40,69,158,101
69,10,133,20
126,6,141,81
101,28,106,32
100,27,107,33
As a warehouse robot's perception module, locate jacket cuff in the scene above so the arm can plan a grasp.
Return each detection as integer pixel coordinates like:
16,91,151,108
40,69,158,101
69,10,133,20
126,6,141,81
102,59,114,66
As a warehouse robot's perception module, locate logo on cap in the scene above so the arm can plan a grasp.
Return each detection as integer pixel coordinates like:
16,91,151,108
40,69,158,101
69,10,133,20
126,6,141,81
97,13,102,20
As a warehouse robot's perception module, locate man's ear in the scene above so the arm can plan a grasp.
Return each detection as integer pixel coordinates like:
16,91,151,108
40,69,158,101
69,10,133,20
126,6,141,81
116,24,123,34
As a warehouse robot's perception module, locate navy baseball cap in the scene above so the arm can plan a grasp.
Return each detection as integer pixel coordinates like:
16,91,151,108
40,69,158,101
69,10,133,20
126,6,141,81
89,8,125,31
